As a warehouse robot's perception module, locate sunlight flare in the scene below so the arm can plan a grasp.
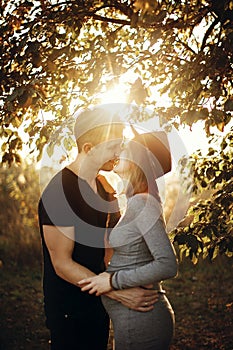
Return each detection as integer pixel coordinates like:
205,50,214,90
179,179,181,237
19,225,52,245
99,83,128,104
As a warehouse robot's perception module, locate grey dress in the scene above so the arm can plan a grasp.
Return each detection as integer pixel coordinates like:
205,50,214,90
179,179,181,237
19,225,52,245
102,193,178,350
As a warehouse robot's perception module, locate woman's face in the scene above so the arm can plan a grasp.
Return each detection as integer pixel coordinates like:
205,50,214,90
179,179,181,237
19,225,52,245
113,149,132,178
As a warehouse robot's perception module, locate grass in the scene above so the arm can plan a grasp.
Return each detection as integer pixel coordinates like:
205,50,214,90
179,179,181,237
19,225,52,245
167,256,233,350
0,263,49,350
0,252,233,350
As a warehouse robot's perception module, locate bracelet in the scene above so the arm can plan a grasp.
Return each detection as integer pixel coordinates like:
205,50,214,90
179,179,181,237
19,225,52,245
109,272,117,290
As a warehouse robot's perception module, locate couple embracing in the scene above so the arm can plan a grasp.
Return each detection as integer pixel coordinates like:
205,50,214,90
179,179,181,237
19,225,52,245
38,104,178,350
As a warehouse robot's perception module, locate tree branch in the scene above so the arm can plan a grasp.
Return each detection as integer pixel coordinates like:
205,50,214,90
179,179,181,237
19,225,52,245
92,13,130,25
200,17,219,50
177,37,197,55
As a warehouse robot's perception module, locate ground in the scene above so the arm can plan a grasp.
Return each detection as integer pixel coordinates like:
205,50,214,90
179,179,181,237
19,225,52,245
0,255,233,350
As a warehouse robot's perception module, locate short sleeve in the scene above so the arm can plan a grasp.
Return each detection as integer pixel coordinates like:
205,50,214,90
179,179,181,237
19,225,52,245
38,175,76,227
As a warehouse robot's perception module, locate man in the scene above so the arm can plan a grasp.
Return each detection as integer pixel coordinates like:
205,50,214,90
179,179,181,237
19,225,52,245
38,106,158,350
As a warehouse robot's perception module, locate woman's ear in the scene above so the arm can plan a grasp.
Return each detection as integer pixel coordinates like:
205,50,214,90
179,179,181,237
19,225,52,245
82,142,93,154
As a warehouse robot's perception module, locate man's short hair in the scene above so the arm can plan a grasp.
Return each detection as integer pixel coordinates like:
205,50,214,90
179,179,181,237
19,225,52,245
74,105,124,151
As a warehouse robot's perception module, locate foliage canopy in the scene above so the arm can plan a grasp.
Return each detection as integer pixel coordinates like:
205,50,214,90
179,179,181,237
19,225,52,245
1,0,233,163
172,129,233,263
0,0,233,262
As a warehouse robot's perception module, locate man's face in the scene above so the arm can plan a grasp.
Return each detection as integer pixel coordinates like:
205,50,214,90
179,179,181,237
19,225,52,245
95,138,122,172
98,125,124,171
79,124,124,172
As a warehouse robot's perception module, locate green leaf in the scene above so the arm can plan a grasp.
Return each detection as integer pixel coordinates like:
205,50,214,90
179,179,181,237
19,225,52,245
186,235,199,254
174,232,188,245
46,143,55,158
224,98,233,111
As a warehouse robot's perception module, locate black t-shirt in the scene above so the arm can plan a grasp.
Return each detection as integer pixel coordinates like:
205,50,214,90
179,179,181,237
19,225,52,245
38,167,120,319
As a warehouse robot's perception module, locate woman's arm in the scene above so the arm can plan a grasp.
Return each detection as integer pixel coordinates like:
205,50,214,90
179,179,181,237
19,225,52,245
79,195,178,293
111,217,178,290
78,218,177,293
109,194,177,289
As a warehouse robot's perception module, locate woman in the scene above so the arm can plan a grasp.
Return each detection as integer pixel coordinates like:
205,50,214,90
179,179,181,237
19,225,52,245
79,130,178,350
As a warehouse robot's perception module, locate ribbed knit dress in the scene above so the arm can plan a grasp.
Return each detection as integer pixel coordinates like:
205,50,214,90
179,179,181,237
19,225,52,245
102,193,178,350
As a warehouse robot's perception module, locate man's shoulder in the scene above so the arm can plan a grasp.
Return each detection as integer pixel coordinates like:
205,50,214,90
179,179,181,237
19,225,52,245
38,168,77,223
40,169,63,196
41,167,77,193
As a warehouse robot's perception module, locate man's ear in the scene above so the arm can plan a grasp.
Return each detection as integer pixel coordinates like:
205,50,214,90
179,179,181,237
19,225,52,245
82,142,93,154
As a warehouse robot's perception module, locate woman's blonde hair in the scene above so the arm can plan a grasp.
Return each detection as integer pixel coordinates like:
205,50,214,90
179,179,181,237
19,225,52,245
123,140,160,200
125,162,148,197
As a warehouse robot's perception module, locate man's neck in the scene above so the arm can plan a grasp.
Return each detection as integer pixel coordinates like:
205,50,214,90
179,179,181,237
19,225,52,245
67,155,99,193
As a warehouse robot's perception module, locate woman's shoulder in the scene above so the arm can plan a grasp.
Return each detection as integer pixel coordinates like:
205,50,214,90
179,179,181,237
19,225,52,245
126,193,164,230
129,192,158,202
128,193,161,211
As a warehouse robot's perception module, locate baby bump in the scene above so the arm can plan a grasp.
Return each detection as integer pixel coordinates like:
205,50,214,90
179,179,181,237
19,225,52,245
101,295,175,350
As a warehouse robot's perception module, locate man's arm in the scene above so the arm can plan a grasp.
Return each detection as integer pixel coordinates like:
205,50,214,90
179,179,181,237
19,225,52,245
43,225,95,284
44,225,158,311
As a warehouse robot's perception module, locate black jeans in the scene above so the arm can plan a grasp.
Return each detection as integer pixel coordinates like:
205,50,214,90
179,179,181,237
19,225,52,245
48,310,109,350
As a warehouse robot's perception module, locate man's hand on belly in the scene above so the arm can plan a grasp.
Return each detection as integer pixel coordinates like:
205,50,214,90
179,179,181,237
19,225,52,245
105,284,159,312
